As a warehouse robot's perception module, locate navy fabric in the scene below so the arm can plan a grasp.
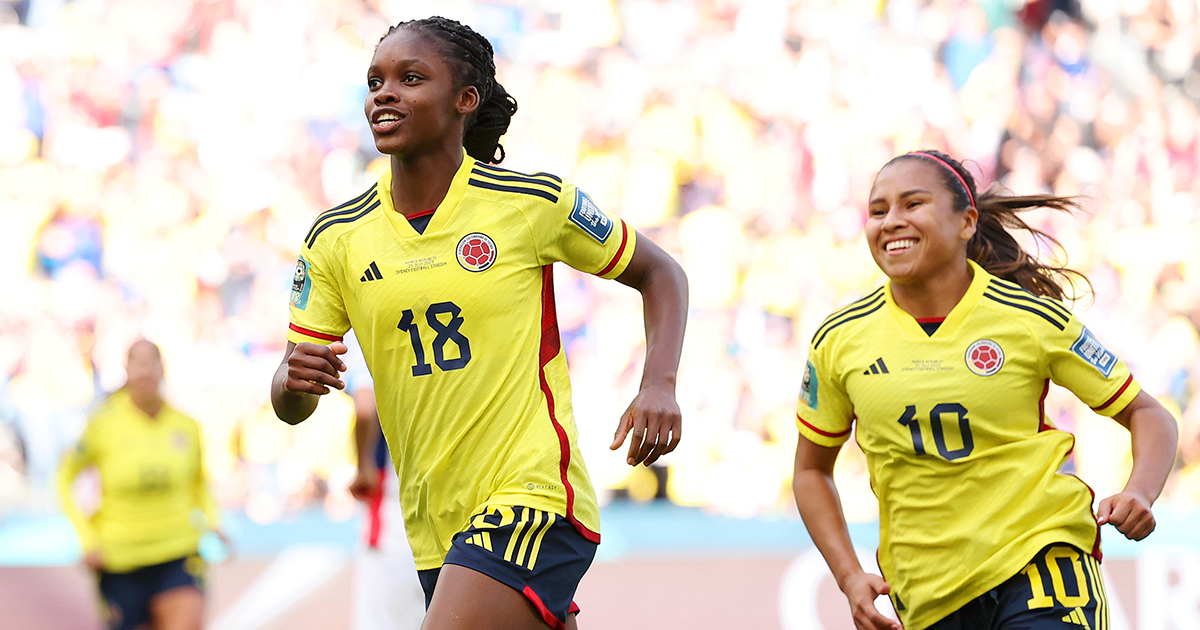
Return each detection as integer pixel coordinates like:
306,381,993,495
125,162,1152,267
98,555,204,630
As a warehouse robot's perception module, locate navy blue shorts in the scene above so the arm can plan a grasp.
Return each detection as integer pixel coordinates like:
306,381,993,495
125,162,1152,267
98,555,205,630
926,544,1109,630
418,506,597,630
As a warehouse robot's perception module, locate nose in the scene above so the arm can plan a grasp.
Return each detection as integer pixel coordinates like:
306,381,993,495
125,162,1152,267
880,205,906,231
373,80,399,105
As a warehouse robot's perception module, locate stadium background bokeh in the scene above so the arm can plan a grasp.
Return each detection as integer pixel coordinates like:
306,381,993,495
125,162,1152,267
1,0,1199,566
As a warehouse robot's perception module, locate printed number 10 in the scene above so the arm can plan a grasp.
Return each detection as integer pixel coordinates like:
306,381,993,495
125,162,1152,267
896,403,974,460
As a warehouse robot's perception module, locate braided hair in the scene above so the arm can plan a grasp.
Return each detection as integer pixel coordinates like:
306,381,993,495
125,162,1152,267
378,17,517,164
883,149,1089,301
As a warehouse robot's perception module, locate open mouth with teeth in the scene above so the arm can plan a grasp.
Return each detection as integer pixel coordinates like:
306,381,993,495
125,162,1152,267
885,238,917,253
371,112,404,134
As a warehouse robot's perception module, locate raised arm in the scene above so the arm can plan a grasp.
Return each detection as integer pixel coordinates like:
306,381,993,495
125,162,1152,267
793,437,901,630
610,233,688,467
270,341,349,425
1097,390,1179,540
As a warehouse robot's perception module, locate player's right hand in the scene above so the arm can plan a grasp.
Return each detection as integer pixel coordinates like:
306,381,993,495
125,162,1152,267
283,342,348,395
349,465,382,501
842,571,903,630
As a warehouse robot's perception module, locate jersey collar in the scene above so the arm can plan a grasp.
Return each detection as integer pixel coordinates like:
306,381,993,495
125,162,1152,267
884,259,991,339
379,149,476,239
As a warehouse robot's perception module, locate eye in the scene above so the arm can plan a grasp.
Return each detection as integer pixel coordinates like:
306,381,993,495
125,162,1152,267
367,77,382,89
906,199,923,209
402,72,423,83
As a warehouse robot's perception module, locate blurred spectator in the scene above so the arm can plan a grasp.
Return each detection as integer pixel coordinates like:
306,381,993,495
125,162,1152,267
1,0,1198,524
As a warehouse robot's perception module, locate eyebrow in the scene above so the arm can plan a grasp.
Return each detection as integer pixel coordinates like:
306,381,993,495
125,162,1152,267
368,58,430,72
869,188,932,205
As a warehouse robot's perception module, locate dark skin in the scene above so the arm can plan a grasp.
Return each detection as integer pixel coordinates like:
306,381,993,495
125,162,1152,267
792,159,1179,630
271,27,688,630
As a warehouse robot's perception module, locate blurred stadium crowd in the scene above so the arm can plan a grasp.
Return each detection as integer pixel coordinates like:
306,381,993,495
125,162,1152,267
1,0,1199,529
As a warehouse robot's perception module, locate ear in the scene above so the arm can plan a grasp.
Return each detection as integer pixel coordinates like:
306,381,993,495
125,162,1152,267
959,206,978,242
456,86,481,116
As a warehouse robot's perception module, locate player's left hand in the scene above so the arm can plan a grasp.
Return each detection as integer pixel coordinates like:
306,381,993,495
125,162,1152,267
1097,490,1156,540
611,384,681,467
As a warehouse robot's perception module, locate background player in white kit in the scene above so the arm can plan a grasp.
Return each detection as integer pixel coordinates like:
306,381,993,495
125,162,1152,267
343,331,426,630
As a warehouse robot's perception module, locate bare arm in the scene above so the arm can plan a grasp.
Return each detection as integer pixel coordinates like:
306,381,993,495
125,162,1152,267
270,341,348,425
1097,389,1179,540
793,437,901,630
610,233,688,466
348,387,383,501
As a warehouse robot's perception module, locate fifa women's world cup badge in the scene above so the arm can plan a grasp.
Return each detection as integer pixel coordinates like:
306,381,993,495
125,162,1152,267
965,339,1004,376
456,233,497,272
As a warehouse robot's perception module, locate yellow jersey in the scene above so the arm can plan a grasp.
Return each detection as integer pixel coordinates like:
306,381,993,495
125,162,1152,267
796,260,1140,630
57,389,220,573
287,151,636,570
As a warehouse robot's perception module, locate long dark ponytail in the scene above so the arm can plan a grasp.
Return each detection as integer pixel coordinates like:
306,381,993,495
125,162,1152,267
886,150,1089,301
378,17,518,164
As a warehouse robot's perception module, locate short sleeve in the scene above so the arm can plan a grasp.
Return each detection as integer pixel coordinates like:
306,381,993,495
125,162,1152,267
1047,315,1141,417
531,181,637,279
796,342,855,447
286,245,350,345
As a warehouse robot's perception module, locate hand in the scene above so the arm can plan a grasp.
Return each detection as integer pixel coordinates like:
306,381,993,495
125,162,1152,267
841,571,902,630
1097,490,1156,540
212,529,234,560
283,342,348,395
349,465,382,502
610,384,681,466
83,549,103,572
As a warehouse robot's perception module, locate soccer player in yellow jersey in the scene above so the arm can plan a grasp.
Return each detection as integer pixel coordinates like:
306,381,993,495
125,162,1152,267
268,17,688,630
792,150,1179,630
59,340,223,630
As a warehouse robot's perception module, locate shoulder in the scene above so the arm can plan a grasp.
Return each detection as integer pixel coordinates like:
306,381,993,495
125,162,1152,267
303,183,385,250
978,277,1071,332
465,162,566,207
810,286,888,351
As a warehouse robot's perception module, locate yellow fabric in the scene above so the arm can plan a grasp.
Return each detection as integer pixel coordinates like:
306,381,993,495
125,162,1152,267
57,389,220,573
287,151,636,570
795,260,1140,630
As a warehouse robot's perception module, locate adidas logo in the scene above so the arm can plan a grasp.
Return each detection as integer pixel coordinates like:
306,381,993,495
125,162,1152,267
863,358,889,375
1061,607,1091,629
360,261,383,282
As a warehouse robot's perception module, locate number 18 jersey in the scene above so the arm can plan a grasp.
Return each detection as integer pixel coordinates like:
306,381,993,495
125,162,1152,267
796,260,1140,630
287,152,636,570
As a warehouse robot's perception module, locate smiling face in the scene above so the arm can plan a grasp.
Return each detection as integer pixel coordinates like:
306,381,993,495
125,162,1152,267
866,158,978,286
365,29,480,158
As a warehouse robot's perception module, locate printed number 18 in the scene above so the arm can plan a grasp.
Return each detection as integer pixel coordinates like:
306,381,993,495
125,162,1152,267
397,301,471,376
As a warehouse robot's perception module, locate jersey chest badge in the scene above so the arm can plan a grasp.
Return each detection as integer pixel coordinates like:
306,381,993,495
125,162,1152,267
965,339,1004,376
457,233,497,272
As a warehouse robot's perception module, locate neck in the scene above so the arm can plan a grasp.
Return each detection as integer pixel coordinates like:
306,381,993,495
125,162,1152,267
890,260,975,320
389,144,464,217
129,389,163,418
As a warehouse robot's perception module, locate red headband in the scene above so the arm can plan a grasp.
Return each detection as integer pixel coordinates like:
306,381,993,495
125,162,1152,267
910,152,975,208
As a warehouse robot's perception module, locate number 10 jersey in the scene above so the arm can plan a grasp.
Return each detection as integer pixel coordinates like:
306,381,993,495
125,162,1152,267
287,152,636,570
796,260,1140,630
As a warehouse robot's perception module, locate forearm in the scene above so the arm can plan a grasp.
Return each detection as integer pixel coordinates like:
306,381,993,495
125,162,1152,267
1123,403,1179,502
57,462,98,551
635,257,688,389
271,360,318,425
794,468,864,589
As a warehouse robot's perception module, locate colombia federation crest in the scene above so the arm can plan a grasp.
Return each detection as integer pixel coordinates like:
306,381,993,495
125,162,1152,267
456,233,497,272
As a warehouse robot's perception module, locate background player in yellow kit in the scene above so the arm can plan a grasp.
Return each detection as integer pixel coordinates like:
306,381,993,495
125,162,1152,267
269,16,688,630
59,339,223,630
792,150,1178,630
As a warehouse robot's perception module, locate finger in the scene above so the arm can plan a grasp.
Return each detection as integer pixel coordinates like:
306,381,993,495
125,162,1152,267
665,418,682,453
1106,498,1133,526
291,351,345,382
285,377,332,396
626,413,650,465
1095,497,1113,524
642,421,674,466
328,341,349,371
633,412,662,465
610,410,634,450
